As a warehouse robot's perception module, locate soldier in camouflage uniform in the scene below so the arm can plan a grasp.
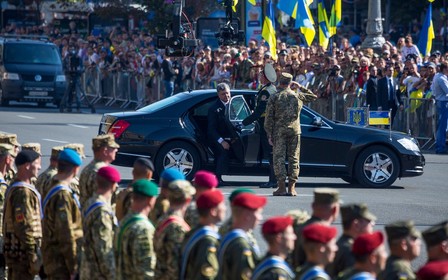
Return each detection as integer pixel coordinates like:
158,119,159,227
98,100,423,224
154,180,195,280
181,189,226,280
79,134,119,206
41,149,83,279
35,146,64,197
264,73,317,196
81,166,120,279
378,221,421,280
218,193,266,280
149,168,185,224
116,157,154,222
115,179,158,279
251,216,296,280
0,134,21,184
422,221,448,262
3,150,42,280
185,170,218,228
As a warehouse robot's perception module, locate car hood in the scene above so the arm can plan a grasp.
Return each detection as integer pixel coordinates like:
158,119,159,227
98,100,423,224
4,63,62,74
336,122,409,138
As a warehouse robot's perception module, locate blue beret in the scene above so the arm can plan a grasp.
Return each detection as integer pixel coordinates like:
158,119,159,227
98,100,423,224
58,148,82,166
160,168,185,182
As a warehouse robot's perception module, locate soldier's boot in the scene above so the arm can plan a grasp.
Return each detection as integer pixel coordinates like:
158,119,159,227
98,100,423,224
287,181,297,196
273,181,287,196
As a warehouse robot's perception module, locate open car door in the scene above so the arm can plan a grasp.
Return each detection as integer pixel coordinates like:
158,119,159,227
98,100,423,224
225,95,260,164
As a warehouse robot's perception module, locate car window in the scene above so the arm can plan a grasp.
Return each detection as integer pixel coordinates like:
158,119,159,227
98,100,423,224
4,44,61,65
192,98,214,117
138,93,187,113
228,95,251,121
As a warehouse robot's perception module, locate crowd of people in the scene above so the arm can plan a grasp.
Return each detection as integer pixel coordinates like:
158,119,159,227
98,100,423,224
0,131,447,280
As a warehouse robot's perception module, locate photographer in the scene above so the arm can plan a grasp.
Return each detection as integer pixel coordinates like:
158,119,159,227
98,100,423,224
61,44,83,113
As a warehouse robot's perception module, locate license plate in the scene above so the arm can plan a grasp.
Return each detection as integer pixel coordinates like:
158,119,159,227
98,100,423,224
28,91,48,96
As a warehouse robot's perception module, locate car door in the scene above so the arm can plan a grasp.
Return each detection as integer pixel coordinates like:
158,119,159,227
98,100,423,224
225,95,260,164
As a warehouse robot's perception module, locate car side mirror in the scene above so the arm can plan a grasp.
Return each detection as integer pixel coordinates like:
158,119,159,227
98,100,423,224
313,116,323,127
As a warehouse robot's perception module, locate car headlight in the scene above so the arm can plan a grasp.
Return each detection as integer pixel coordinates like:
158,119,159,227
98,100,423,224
3,73,19,80
397,138,420,152
56,75,66,82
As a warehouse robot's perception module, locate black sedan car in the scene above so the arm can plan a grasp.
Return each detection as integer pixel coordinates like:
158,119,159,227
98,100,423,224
98,89,425,188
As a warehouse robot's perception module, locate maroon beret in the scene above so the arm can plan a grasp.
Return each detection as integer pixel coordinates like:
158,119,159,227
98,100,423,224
262,216,293,235
302,223,337,243
232,193,267,210
352,231,384,256
193,170,218,189
97,166,121,183
416,261,448,280
196,190,224,209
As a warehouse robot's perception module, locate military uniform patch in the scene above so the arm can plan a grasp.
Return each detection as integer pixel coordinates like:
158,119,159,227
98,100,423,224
201,265,217,277
15,213,24,223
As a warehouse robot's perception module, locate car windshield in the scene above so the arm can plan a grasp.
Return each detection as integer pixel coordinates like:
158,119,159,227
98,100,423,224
4,44,62,65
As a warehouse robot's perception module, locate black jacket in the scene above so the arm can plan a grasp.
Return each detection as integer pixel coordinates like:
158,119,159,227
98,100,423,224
207,99,233,143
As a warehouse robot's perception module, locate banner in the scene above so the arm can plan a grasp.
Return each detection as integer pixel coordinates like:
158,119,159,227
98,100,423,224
245,0,262,45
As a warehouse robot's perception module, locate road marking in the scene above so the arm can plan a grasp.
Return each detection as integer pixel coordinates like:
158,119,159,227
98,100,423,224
67,124,89,129
17,115,35,119
42,138,69,144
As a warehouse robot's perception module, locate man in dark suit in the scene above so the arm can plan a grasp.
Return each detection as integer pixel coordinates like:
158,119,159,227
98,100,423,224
378,64,403,125
208,83,233,185
366,65,379,110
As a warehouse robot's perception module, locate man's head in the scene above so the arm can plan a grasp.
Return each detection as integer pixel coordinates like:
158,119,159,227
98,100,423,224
352,231,387,274
167,179,196,205
216,83,231,104
312,188,340,223
21,143,41,155
196,189,226,224
57,148,82,176
159,168,185,198
0,133,20,155
0,143,16,171
132,179,159,210
278,72,293,88
385,220,422,261
132,158,154,181
262,216,296,255
193,170,218,195
231,193,267,231
422,221,448,261
259,63,277,85
92,134,120,163
416,260,448,280
97,165,121,194
340,203,376,237
302,223,338,265
15,150,41,179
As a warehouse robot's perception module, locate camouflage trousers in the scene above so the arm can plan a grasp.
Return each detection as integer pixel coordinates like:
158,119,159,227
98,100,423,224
272,130,301,183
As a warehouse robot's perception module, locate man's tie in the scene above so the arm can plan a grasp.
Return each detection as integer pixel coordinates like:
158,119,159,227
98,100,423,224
389,78,394,102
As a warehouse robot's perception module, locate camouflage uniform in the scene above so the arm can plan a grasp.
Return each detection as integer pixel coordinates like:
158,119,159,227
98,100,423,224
218,219,258,253
251,253,295,280
115,212,156,279
41,183,83,278
115,187,132,222
291,216,323,268
79,159,108,206
3,180,42,280
181,225,220,280
326,234,354,278
35,166,58,197
378,255,416,280
184,199,199,228
154,210,191,280
295,263,331,280
81,194,117,279
148,196,170,225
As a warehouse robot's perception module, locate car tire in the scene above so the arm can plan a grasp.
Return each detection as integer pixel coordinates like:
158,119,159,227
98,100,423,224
155,141,201,180
354,145,400,188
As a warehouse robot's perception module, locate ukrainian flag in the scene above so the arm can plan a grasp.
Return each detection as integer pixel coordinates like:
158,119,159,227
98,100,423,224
262,0,278,60
329,0,341,37
296,0,315,47
369,111,390,126
417,0,435,57
317,0,330,49
232,0,238,12
277,0,298,19
247,0,256,6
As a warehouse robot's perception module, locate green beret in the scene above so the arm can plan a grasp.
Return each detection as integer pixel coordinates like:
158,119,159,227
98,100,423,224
228,188,255,202
313,188,340,205
422,221,448,247
340,203,376,223
385,220,421,241
132,179,159,197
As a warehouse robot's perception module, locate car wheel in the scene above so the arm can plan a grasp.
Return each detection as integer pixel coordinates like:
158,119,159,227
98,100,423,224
341,176,359,185
155,141,201,180
354,145,399,188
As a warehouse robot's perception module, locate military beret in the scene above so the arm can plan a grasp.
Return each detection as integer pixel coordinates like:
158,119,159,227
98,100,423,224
134,157,155,172
340,203,376,223
416,260,448,280
0,133,20,146
51,146,65,160
196,189,224,209
193,170,218,189
65,143,86,158
0,143,16,157
132,179,159,197
92,134,120,149
59,148,82,166
262,216,293,235
232,193,267,210
385,220,421,241
278,72,293,84
168,180,196,201
422,221,448,247
302,223,338,244
22,143,41,155
97,166,121,183
228,188,255,202
313,188,340,204
160,168,185,184
15,150,40,166
352,231,384,256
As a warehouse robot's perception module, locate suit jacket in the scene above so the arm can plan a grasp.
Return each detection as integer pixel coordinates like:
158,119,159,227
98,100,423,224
378,76,400,110
207,99,233,143
366,76,379,110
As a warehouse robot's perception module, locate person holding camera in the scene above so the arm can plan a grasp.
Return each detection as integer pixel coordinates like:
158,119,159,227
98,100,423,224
61,44,83,113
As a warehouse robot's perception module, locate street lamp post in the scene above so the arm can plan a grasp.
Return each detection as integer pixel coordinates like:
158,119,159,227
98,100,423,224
361,0,385,51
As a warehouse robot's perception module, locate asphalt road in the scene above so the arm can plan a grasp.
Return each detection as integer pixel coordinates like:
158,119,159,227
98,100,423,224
1,103,447,270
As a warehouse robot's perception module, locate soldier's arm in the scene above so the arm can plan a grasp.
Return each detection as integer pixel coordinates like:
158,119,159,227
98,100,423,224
91,210,116,279
163,225,187,279
131,225,156,279
242,91,268,126
193,237,219,280
229,239,256,280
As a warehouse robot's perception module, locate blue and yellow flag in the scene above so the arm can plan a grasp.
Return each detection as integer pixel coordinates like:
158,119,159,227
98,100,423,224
369,111,390,126
317,0,330,49
262,0,278,60
277,0,298,19
329,0,341,36
247,0,256,6
232,0,238,12
417,0,435,57
296,0,315,46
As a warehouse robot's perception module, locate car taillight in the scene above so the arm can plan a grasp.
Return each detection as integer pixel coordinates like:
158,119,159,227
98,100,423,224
109,120,130,138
